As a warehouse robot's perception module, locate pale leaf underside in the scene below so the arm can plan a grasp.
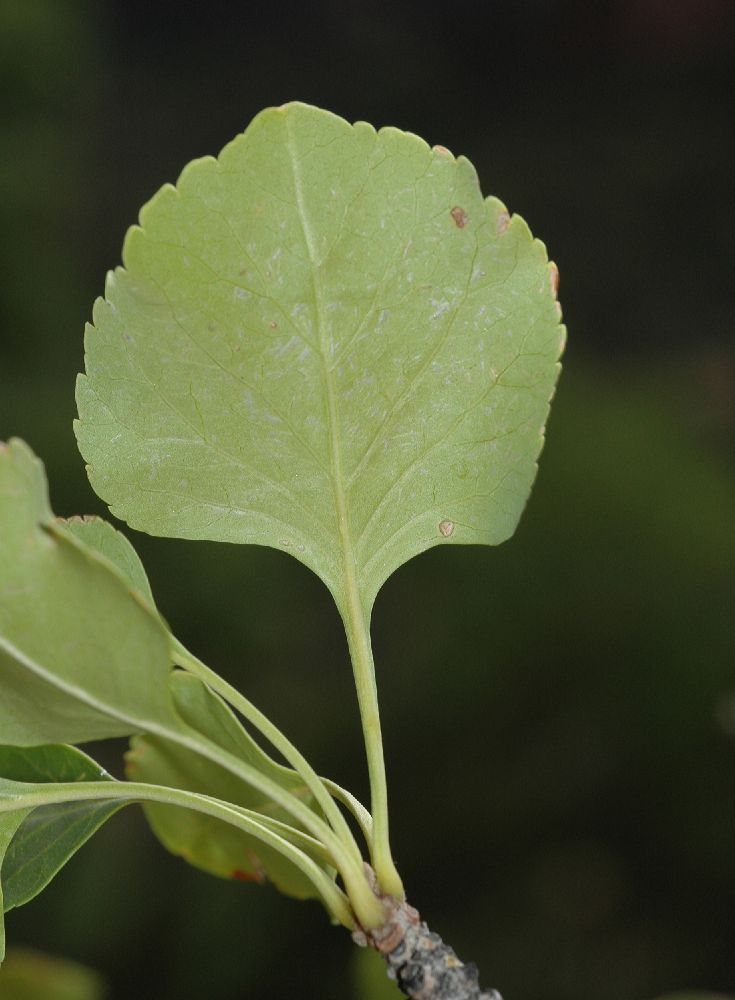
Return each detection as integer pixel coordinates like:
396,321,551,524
76,102,565,613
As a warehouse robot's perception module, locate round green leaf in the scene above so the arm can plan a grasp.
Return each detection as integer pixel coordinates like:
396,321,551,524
76,102,564,613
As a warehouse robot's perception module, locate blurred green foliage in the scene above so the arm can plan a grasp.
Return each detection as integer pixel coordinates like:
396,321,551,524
0,1,733,999
351,946,403,999
0,948,106,1000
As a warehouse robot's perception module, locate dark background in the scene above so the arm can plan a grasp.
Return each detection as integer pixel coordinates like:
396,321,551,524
1,1,734,998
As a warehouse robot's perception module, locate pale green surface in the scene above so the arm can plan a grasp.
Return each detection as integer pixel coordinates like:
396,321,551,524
0,440,178,745
52,515,366,900
74,102,564,899
59,516,155,605
0,948,106,1000
0,746,121,922
127,672,336,900
0,441,380,926
76,101,564,614
59,509,368,866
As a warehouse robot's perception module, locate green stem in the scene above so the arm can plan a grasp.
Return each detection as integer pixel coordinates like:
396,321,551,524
243,812,332,866
321,777,373,845
172,641,364,866
138,716,385,927
341,599,404,900
284,118,402,902
1,780,353,928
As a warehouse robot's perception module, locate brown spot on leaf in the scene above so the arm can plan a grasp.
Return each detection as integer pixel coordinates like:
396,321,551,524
439,519,455,537
433,144,452,157
231,868,263,883
496,211,510,235
450,206,469,228
269,321,278,330
549,262,560,298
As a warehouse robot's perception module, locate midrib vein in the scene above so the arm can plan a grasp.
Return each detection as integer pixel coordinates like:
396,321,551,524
286,123,391,881
285,123,360,611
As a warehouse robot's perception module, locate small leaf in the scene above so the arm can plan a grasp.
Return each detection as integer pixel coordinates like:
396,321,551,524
126,672,335,900
0,440,179,745
0,745,123,965
76,102,564,614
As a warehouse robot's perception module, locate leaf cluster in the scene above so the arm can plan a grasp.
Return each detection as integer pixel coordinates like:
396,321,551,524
0,103,563,965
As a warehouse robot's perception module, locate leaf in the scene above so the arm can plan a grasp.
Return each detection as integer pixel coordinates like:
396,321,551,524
126,671,335,900
0,441,349,915
0,439,178,745
0,816,28,964
0,948,107,1000
0,745,123,965
0,744,347,945
47,514,337,897
58,516,154,605
76,101,564,613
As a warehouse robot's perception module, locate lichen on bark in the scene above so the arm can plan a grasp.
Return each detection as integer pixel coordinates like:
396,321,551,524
353,870,502,1000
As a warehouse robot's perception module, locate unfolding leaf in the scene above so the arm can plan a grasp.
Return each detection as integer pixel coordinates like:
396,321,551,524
0,745,122,964
0,440,177,745
76,102,564,613
126,671,335,899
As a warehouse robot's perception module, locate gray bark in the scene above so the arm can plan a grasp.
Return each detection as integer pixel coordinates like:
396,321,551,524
353,887,502,1000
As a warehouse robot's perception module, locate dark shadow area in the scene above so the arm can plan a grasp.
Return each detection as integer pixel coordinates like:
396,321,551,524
1,2,733,998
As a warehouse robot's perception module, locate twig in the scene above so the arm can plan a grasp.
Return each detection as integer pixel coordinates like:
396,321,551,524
353,869,502,1000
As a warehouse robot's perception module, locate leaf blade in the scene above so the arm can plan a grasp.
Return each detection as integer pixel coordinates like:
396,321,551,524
0,440,178,746
0,746,123,914
76,102,564,610
125,672,336,900
0,745,123,965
